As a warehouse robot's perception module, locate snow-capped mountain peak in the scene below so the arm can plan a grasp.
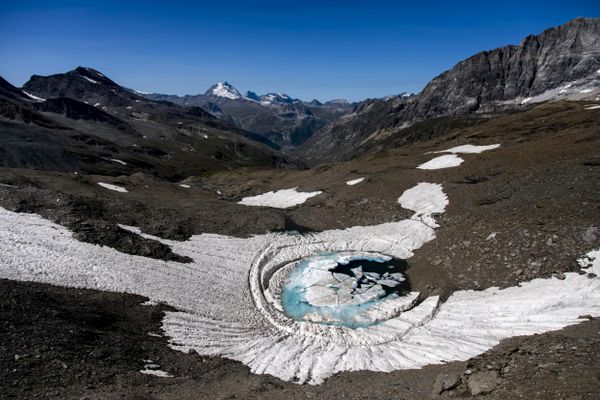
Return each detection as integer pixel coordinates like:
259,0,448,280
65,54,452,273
259,92,297,105
206,82,242,100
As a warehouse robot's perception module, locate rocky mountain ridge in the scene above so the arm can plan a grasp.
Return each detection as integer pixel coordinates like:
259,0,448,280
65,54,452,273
143,82,355,147
299,17,600,164
0,69,300,178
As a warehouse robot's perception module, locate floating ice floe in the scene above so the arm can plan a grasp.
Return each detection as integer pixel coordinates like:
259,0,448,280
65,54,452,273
238,187,322,209
585,105,600,110
417,154,464,170
433,144,500,154
346,177,365,186
0,182,599,385
97,182,128,193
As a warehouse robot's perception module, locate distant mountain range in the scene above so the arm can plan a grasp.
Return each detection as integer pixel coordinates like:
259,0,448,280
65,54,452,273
1,18,598,172
0,67,299,178
141,82,357,148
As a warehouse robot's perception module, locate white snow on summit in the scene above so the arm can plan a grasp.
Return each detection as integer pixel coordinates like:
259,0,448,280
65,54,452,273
210,82,241,100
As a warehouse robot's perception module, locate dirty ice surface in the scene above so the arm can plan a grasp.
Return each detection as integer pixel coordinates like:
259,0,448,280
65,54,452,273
346,177,365,186
97,182,128,193
434,144,500,154
417,154,464,170
238,187,322,208
1,180,599,384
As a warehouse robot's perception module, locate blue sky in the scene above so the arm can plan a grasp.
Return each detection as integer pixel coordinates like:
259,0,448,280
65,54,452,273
1,1,598,101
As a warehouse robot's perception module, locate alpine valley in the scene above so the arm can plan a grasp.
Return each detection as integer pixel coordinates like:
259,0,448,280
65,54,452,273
0,16,599,400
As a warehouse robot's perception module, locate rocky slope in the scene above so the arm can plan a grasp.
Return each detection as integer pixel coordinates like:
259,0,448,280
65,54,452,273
300,17,600,164
144,82,354,147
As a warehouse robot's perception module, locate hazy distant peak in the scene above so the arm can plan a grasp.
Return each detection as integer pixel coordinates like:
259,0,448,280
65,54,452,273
205,81,242,99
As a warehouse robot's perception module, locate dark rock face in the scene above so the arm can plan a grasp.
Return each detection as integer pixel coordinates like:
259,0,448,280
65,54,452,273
32,97,129,128
299,18,600,164
405,17,600,121
297,96,414,164
22,66,142,108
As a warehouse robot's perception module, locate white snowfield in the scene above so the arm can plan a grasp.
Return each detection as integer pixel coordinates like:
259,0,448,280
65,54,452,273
97,182,128,193
2,177,598,384
417,154,464,170
238,187,322,209
433,144,501,154
346,177,365,186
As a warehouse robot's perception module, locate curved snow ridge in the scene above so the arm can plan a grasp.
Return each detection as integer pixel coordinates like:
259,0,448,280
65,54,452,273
417,154,464,170
433,144,501,154
0,183,599,385
238,187,323,209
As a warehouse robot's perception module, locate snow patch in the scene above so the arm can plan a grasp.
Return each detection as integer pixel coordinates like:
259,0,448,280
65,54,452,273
179,184,191,189
97,182,128,193
210,82,241,100
140,369,172,378
585,105,600,110
580,89,594,94
521,97,532,104
433,144,500,154
109,159,127,166
397,182,448,227
346,177,365,186
81,75,99,84
21,90,45,102
417,154,464,170
238,187,322,209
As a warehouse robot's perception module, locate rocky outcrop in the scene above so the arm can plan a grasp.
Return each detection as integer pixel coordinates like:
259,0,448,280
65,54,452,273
405,17,600,121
